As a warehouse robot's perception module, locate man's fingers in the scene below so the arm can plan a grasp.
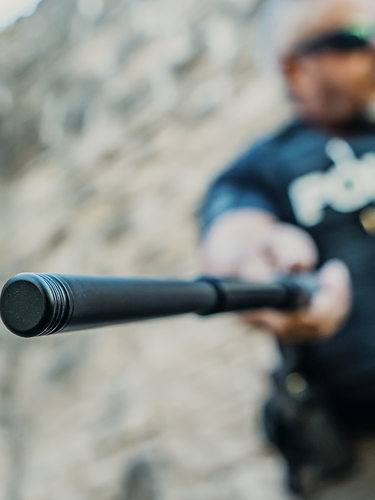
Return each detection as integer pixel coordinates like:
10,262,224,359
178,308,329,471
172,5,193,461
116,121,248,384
239,254,276,281
241,259,352,342
242,309,291,335
318,259,351,291
201,209,276,276
239,223,319,281
264,223,319,273
309,259,352,336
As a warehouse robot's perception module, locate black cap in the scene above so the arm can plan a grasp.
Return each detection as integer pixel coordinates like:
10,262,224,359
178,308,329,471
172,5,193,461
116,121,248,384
1,274,72,338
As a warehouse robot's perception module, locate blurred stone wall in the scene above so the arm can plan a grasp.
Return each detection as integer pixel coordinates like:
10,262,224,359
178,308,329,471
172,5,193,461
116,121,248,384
0,1,293,499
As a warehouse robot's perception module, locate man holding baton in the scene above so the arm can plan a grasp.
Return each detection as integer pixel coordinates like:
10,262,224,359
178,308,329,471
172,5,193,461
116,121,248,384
201,0,375,497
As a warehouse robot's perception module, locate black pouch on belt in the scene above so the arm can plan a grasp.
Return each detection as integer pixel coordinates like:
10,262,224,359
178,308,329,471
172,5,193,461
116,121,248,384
263,345,357,496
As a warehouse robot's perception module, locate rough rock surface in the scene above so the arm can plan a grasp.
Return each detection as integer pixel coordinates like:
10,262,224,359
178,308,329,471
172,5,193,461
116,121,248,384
0,1,293,499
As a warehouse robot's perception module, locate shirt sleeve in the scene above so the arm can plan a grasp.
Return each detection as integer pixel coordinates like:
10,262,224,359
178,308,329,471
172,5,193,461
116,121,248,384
199,145,280,234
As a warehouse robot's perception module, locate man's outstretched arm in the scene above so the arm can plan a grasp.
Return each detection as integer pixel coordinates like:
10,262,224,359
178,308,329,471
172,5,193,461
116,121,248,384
201,208,352,343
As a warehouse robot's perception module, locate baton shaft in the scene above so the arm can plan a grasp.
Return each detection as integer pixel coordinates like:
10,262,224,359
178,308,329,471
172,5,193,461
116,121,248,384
0,273,314,338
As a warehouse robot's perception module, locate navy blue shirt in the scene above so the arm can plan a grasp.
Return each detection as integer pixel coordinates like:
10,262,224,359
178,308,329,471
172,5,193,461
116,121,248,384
201,120,375,428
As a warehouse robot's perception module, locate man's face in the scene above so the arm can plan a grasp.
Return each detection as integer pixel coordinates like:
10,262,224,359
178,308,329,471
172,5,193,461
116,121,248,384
282,1,375,128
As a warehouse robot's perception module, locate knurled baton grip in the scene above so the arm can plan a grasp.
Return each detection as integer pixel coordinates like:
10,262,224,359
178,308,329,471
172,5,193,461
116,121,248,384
0,273,317,338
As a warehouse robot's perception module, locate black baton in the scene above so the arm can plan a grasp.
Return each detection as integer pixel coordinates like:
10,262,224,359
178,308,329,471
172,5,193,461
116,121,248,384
0,273,317,338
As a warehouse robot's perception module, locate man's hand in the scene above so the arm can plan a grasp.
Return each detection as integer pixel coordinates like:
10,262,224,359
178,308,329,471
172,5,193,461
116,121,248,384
202,209,352,343
244,259,352,343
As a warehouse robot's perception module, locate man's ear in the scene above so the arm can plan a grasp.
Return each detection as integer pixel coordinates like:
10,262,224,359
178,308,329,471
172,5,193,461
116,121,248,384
281,54,317,103
280,55,301,100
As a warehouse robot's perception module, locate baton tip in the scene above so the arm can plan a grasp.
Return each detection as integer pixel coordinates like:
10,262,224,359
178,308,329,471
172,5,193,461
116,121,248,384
1,276,48,337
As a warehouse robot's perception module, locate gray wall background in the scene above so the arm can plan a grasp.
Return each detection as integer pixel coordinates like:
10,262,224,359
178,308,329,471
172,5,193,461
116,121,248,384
0,1,293,499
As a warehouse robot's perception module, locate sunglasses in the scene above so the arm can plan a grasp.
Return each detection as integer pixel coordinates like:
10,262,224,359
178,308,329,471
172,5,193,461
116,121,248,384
293,24,375,56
